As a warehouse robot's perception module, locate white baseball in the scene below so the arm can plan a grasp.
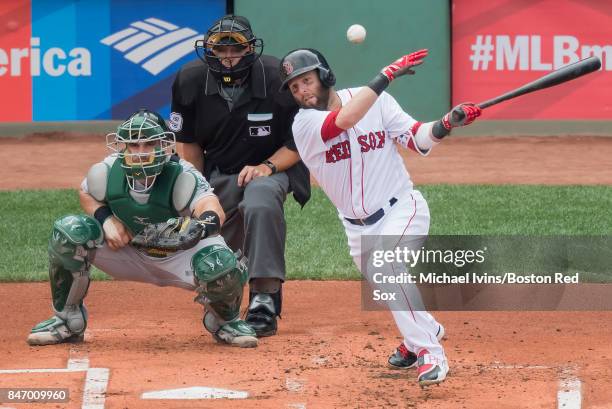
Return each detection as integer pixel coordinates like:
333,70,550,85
346,24,366,44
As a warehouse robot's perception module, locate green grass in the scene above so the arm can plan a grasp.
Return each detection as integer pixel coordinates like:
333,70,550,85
1,185,611,281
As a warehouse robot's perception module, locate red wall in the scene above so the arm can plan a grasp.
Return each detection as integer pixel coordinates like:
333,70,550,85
452,0,612,119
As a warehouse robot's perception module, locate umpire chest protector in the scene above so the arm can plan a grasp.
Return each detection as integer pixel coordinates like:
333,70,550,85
106,160,183,234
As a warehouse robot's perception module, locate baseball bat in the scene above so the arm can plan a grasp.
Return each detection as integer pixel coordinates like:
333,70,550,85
477,56,601,109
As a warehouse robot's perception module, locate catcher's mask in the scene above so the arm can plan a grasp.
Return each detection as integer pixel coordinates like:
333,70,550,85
106,109,176,193
279,48,336,90
195,15,264,85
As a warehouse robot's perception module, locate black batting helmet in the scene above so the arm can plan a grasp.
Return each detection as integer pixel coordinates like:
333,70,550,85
195,15,264,85
279,49,336,90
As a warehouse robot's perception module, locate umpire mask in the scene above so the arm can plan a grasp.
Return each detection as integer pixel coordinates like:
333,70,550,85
195,15,264,85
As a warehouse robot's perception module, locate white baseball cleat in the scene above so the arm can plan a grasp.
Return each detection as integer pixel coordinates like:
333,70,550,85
416,349,450,387
27,316,84,346
203,311,258,348
388,324,446,369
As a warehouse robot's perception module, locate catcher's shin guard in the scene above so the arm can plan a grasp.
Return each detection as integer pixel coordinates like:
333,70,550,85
192,244,249,322
27,215,103,346
192,245,257,347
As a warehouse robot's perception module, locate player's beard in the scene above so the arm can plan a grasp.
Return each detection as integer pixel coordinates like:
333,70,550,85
298,86,331,111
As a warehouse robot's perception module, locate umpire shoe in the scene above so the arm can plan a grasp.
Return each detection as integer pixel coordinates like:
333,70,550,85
388,324,445,369
245,293,279,337
416,349,449,387
203,311,258,348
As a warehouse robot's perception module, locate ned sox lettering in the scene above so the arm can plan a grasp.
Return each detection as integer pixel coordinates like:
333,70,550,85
325,131,386,163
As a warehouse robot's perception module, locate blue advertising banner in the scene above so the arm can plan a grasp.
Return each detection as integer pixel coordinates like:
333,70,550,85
28,0,224,121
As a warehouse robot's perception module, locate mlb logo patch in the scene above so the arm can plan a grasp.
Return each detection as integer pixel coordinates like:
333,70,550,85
249,126,271,137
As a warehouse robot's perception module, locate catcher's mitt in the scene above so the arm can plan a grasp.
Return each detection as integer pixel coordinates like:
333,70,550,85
131,217,206,253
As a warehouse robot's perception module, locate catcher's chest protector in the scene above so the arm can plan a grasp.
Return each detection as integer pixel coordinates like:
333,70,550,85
106,160,182,234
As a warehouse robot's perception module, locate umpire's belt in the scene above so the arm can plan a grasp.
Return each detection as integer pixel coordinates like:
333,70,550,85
345,197,398,226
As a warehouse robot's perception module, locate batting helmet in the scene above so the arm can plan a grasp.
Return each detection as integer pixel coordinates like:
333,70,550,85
279,48,336,90
195,15,264,85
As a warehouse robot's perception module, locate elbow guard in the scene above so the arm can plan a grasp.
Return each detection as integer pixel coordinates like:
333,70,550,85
411,121,440,153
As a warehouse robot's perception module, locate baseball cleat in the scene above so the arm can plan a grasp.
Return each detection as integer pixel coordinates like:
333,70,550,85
203,312,258,348
245,293,278,337
416,349,449,387
387,324,446,369
436,323,446,340
27,316,85,346
388,343,417,369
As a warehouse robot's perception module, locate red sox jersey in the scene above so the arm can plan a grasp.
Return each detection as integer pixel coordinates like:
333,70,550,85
292,88,426,219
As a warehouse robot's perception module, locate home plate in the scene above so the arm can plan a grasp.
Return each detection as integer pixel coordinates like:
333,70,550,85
141,386,249,400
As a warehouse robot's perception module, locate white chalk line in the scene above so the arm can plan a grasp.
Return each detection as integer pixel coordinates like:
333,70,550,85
141,386,248,400
285,377,306,393
558,367,581,409
0,335,110,409
285,376,307,409
82,368,110,409
483,363,580,409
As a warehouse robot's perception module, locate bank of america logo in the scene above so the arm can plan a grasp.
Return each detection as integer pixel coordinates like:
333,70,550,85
100,18,201,75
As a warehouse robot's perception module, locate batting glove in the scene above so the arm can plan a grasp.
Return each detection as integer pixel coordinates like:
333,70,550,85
381,49,428,81
442,103,482,129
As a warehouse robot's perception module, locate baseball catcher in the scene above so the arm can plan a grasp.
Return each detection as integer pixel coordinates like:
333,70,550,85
27,109,258,348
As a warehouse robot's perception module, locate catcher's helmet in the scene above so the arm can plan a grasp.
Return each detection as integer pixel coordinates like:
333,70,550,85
106,109,176,192
195,15,264,85
279,48,336,90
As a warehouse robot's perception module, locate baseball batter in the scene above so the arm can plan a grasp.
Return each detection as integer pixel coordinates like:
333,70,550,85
27,109,258,348
279,48,482,386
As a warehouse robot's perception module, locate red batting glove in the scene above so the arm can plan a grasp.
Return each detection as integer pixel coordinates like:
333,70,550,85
381,49,428,81
441,103,482,130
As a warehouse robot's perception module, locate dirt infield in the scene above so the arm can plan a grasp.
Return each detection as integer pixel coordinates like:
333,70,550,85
2,281,612,408
1,134,611,189
1,135,611,408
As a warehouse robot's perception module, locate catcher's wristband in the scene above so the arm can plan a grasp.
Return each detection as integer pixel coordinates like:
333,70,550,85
367,73,390,96
197,210,221,237
93,206,113,225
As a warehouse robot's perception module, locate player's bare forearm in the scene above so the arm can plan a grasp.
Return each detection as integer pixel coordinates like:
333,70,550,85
266,146,300,172
177,142,204,173
193,195,226,226
334,87,379,130
79,188,106,216
80,188,132,248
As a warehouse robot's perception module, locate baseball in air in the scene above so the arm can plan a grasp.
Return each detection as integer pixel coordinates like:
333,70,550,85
346,24,366,44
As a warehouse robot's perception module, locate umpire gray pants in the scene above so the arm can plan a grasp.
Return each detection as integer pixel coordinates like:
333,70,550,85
208,169,289,281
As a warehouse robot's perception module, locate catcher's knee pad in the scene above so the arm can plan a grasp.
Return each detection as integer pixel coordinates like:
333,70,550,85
192,244,248,322
48,214,103,312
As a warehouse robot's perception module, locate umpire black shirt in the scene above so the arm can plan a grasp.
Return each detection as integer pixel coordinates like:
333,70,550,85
170,55,310,206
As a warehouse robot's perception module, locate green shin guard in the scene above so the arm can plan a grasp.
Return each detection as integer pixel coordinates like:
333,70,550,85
192,244,248,322
192,245,257,347
28,215,103,346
